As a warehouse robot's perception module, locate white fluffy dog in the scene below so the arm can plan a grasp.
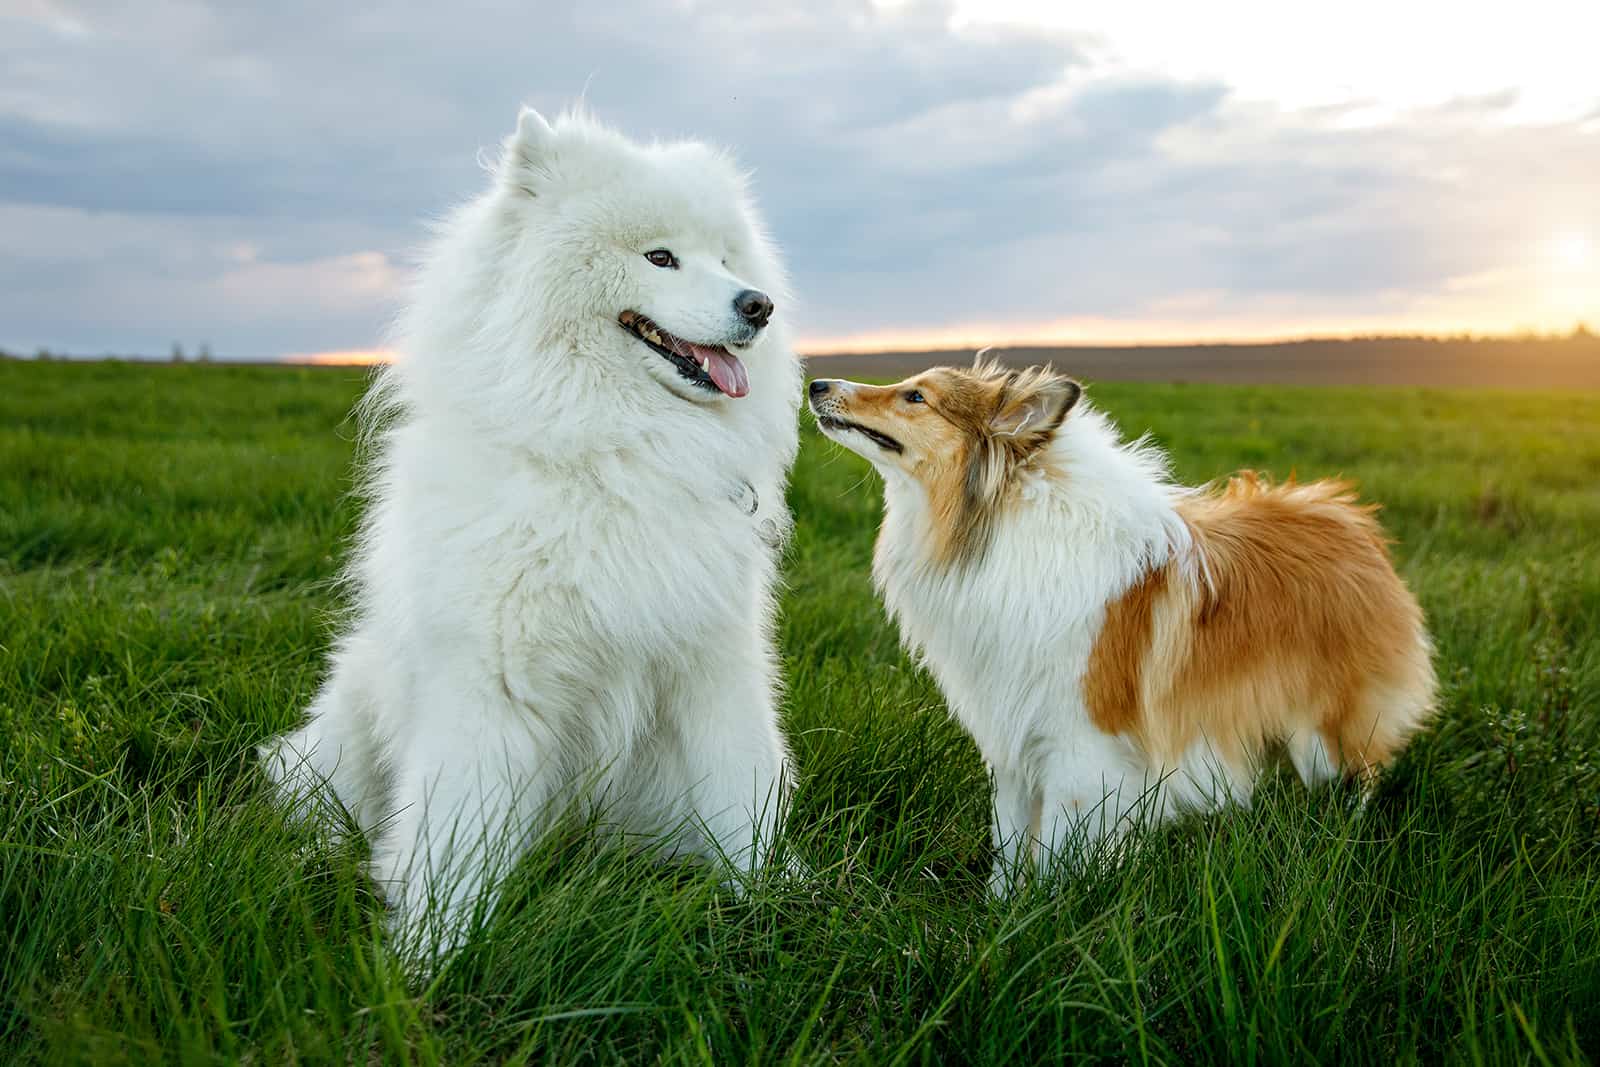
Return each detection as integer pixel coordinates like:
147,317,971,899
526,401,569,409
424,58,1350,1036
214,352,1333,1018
262,108,803,953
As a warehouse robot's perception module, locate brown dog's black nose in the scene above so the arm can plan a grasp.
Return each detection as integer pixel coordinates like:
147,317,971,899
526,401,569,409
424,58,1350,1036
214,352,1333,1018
735,289,774,328
808,379,832,399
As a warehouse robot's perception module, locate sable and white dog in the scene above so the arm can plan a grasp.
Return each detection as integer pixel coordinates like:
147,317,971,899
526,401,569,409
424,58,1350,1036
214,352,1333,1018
808,364,1436,892
261,109,803,952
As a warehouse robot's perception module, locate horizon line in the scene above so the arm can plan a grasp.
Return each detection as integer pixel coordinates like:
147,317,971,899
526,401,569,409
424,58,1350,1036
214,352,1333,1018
284,323,1597,365
7,324,1596,367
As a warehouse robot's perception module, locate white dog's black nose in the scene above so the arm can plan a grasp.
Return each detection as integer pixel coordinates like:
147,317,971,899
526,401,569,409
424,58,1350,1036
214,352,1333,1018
735,289,774,329
808,379,833,399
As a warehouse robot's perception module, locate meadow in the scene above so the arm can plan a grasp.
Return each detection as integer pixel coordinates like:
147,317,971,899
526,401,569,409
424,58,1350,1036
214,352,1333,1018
2,359,1598,1064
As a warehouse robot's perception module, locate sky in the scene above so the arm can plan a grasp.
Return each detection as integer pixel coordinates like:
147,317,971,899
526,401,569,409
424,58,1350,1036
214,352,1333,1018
2,0,1597,360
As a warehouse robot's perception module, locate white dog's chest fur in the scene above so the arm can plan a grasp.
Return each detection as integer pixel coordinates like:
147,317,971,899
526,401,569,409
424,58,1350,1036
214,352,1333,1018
371,420,785,731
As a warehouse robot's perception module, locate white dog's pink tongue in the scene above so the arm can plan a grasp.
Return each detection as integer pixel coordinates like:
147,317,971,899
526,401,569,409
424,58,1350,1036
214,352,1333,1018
698,347,749,398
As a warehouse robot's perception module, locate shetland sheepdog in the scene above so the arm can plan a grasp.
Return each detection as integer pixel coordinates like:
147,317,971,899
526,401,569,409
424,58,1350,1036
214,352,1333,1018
807,363,1435,892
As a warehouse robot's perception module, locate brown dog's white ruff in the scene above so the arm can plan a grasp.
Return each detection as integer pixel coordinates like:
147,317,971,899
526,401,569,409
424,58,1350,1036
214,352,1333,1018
809,363,1436,892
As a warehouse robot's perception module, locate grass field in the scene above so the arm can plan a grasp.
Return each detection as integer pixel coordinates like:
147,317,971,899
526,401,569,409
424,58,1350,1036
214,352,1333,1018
3,360,1599,1064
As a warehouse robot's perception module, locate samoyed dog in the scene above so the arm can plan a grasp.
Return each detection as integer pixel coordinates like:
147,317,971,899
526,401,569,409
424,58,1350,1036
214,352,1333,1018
261,108,804,955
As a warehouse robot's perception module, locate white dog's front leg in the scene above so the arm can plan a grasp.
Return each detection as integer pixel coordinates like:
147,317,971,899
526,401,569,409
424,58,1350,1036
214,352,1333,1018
650,658,794,879
370,685,562,963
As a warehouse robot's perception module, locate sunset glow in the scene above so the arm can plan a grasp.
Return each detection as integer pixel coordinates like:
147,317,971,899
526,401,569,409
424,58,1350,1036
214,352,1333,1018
286,349,394,366
797,311,1597,355
1551,232,1593,271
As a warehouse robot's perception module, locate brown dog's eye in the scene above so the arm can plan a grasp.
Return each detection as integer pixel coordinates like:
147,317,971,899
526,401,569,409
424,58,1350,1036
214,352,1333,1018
645,249,678,269
905,390,924,404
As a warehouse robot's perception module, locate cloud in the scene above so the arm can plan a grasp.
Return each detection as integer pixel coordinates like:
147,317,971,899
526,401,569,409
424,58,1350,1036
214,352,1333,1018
0,203,405,356
1,0,1596,356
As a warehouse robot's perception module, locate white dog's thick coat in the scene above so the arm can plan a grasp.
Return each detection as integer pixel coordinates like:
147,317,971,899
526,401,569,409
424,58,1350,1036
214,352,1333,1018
261,110,802,952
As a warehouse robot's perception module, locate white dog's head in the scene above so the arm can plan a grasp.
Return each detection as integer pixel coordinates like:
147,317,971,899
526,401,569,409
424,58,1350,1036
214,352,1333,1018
486,107,785,407
389,109,795,457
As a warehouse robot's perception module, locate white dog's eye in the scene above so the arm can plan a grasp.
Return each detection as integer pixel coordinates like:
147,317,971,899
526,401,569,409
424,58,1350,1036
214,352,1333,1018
905,390,925,404
645,249,679,269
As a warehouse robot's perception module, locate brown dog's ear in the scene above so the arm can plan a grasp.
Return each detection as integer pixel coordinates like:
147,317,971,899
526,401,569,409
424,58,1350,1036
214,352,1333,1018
990,374,1081,451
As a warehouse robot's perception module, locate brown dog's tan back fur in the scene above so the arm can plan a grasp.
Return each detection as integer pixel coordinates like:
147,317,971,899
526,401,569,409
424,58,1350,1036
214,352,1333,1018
1086,473,1434,781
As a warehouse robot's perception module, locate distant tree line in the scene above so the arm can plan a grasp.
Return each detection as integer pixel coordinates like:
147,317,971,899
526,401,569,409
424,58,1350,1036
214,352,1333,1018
168,342,214,363
2,342,217,361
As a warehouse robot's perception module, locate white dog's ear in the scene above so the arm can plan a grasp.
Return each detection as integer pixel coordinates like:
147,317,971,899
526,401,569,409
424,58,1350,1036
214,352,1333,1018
502,106,557,196
990,374,1081,451
516,106,554,146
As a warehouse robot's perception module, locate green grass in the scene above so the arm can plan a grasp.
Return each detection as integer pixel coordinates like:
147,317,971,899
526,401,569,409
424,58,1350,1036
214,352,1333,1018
3,360,1599,1064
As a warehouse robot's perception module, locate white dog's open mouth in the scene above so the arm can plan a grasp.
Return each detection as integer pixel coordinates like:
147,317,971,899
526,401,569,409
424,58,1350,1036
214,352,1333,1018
619,310,749,398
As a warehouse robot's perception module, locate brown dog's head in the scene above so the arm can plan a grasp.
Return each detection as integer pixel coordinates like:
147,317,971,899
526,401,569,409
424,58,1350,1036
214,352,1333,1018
807,361,1081,564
